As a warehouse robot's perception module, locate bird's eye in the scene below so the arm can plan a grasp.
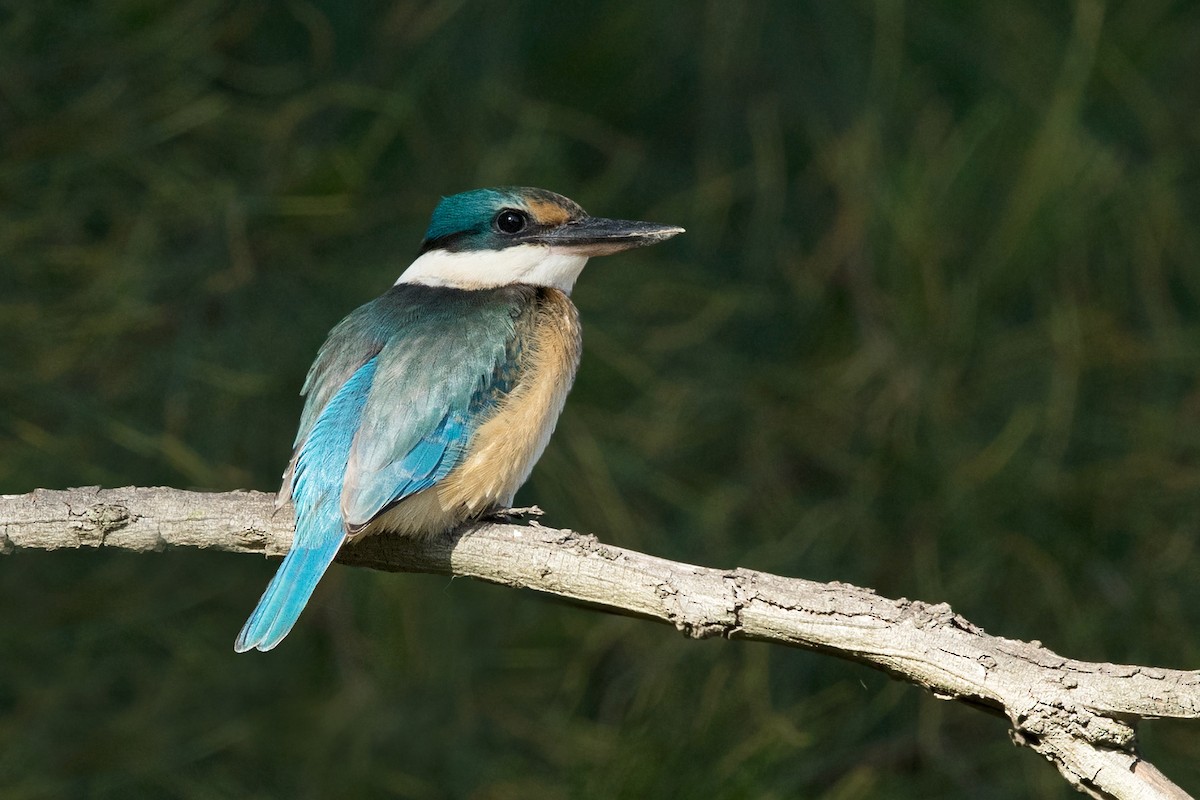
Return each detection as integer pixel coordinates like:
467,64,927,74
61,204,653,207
494,210,528,235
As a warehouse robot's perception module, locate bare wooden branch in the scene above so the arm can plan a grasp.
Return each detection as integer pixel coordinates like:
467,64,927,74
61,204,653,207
2,486,1197,799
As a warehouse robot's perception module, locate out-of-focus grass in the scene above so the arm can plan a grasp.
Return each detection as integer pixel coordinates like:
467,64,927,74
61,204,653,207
2,1,1199,797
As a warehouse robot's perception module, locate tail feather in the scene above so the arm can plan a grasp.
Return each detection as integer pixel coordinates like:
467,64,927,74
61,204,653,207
236,357,379,652
235,519,344,652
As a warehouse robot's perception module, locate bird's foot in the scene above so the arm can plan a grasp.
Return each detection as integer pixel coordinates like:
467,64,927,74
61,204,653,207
485,505,545,523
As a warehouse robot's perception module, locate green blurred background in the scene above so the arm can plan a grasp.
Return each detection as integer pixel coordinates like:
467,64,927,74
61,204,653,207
3,1,1199,797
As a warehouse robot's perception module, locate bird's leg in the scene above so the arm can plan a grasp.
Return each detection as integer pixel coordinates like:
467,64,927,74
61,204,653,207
483,504,545,522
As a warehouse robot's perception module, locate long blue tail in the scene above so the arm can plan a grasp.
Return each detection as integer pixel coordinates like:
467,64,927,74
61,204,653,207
234,502,344,652
235,357,380,652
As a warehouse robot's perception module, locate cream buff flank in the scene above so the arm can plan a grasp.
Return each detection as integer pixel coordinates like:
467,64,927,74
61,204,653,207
356,289,582,539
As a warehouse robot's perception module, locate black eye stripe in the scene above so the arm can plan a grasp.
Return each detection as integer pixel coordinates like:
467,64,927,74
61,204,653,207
494,209,529,235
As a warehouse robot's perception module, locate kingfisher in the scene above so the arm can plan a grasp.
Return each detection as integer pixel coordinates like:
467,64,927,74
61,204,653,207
235,187,683,652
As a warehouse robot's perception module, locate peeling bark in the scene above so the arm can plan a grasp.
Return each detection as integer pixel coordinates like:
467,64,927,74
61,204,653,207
2,486,1197,799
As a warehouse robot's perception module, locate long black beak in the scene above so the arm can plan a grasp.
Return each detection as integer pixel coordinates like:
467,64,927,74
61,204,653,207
531,216,685,256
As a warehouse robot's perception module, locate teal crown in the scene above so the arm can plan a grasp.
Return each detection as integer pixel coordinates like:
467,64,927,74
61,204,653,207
420,187,586,253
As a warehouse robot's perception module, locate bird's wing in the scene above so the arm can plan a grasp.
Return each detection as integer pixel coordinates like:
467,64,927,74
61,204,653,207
276,301,384,508
284,283,534,530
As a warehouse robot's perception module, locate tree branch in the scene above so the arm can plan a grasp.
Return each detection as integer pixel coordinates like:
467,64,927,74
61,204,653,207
3,486,1197,799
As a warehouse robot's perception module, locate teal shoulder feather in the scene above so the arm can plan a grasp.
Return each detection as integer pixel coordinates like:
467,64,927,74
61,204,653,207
281,283,539,525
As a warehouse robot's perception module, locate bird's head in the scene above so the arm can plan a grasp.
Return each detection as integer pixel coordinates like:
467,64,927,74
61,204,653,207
397,187,683,293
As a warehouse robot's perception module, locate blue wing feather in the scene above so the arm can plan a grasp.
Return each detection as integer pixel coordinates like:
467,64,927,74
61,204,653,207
339,292,523,527
342,410,470,526
238,284,539,652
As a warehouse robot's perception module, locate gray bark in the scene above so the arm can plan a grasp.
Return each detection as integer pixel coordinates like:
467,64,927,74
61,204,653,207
2,486,1197,799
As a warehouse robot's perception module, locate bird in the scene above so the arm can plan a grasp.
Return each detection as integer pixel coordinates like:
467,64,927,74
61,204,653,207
235,187,683,652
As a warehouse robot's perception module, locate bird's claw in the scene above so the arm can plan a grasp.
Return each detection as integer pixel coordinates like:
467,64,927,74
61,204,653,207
485,505,545,522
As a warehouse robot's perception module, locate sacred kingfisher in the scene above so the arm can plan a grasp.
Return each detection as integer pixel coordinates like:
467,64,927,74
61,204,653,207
235,187,683,652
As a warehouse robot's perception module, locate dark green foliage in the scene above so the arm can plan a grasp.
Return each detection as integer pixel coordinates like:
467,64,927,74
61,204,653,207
3,1,1199,797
